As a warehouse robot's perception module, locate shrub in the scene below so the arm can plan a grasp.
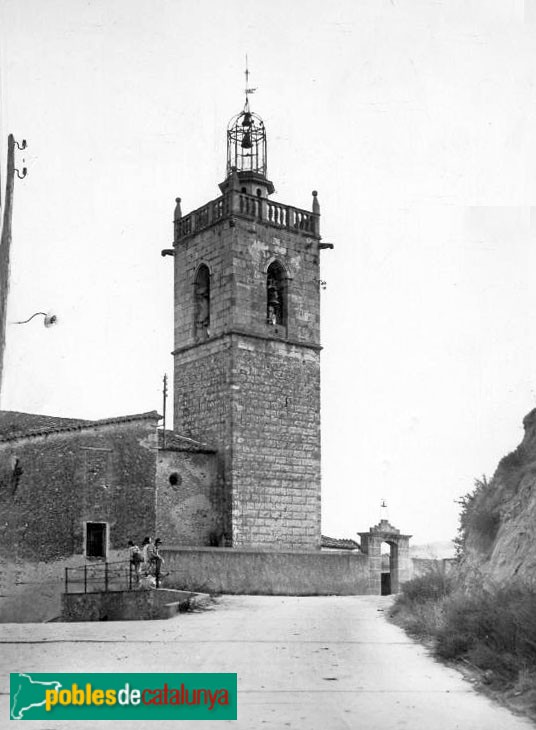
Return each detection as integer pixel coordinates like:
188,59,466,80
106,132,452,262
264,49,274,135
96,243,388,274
403,598,448,638
400,567,453,603
390,566,453,637
454,476,501,560
434,582,536,678
392,573,536,687
435,589,487,659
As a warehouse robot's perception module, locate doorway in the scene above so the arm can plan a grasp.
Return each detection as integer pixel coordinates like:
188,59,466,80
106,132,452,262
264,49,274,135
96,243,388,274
381,541,391,595
85,522,107,558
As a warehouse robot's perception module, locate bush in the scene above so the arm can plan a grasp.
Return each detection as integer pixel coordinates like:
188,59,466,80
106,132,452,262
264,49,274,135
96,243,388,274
435,589,488,659
394,576,536,686
402,598,448,638
392,571,536,685
390,566,453,638
400,568,453,603
454,476,501,559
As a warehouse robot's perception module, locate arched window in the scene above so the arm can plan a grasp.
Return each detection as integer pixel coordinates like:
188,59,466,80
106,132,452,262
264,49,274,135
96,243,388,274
194,264,210,339
266,261,286,327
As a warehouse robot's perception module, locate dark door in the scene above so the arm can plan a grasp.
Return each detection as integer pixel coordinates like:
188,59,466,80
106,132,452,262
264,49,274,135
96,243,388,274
86,523,106,558
381,572,391,595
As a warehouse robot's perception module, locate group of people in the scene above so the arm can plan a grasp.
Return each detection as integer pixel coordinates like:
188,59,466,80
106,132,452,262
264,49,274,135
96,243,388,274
127,536,164,587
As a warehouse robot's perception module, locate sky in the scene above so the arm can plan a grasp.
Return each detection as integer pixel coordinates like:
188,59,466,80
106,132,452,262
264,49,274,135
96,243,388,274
1,0,536,546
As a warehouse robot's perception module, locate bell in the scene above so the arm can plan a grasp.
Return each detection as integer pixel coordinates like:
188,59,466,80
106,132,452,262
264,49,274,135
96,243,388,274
241,130,252,149
268,285,280,308
242,112,252,127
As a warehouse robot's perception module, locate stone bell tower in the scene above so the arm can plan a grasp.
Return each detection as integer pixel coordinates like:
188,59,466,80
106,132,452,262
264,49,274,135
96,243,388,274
169,90,329,550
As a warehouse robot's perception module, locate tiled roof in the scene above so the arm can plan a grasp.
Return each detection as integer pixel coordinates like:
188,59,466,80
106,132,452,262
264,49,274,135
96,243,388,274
158,429,216,453
321,535,360,550
0,410,160,443
0,411,88,437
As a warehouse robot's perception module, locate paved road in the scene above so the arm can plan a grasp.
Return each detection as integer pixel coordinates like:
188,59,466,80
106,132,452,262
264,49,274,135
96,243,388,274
0,595,533,729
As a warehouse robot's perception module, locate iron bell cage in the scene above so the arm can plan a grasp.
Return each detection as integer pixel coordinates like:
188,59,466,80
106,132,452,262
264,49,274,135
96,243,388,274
227,106,267,177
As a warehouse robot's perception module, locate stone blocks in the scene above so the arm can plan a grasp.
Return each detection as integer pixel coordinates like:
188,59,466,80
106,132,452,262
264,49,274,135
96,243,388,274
173,211,323,550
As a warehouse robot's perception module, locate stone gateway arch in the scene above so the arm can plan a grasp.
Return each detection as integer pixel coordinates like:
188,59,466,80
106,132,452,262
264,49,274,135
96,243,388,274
359,520,412,595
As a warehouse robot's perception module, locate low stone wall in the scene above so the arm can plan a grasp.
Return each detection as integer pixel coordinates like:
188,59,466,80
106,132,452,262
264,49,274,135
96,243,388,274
411,557,457,579
161,546,372,595
61,588,194,622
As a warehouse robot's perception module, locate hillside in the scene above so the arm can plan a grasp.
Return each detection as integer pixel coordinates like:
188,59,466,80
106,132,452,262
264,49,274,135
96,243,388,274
410,541,455,560
460,408,536,582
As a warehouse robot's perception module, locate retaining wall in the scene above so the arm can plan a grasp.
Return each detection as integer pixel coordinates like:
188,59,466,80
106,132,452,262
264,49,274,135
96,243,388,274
61,588,195,622
161,546,372,595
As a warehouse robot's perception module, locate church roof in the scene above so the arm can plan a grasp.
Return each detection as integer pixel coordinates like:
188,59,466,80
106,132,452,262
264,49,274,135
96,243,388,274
0,410,160,443
157,429,216,454
321,535,360,551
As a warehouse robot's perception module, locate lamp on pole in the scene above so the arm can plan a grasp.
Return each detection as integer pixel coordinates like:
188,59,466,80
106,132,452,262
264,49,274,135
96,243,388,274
13,312,58,328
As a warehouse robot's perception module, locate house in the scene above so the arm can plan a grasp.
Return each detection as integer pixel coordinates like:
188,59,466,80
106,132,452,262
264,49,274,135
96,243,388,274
0,410,219,564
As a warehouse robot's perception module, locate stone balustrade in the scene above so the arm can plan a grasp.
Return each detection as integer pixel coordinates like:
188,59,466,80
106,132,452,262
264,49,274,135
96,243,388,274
175,190,319,242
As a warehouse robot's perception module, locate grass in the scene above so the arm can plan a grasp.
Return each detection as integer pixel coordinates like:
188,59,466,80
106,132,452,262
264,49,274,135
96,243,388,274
390,568,536,720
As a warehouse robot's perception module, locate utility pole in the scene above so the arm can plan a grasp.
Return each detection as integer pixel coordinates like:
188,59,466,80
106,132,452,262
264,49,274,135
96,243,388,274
0,135,16,407
0,135,26,407
162,373,168,449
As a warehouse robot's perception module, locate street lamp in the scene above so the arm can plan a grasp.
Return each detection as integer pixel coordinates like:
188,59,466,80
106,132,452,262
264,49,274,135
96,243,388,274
13,311,58,328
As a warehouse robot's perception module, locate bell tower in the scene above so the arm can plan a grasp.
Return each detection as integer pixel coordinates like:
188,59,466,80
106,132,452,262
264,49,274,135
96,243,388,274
169,87,328,550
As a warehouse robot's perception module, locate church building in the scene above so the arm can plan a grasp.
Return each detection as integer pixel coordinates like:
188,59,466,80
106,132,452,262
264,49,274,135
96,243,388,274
0,91,329,568
2,91,398,621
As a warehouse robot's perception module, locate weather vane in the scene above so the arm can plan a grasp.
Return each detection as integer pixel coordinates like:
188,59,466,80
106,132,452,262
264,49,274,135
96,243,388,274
244,54,257,107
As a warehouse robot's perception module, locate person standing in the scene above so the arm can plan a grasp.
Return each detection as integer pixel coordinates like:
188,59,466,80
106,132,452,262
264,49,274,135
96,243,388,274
127,540,142,582
141,537,152,573
151,538,165,587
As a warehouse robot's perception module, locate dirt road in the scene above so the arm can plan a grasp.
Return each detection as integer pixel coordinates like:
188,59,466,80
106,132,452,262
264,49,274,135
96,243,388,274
1,595,533,729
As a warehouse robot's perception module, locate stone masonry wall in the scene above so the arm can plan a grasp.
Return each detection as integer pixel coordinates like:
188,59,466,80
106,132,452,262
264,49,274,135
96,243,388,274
229,218,321,344
173,215,321,348
174,223,233,348
174,340,232,539
173,209,322,549
174,337,320,549
0,418,158,562
230,337,321,549
155,449,221,546
61,588,190,622
162,546,371,595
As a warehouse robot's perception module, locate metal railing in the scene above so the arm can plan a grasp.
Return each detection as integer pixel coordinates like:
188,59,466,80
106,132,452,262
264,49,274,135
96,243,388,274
64,559,165,594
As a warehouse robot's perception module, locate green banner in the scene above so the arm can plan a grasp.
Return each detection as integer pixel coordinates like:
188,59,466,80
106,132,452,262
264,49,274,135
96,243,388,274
10,673,237,721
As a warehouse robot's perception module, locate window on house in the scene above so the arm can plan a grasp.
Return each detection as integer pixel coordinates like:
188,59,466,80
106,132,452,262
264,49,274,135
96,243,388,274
194,264,210,339
86,522,107,558
266,260,287,326
11,457,23,495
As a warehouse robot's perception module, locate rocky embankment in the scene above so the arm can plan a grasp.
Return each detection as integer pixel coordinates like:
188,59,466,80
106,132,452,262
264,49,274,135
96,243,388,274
461,408,536,583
